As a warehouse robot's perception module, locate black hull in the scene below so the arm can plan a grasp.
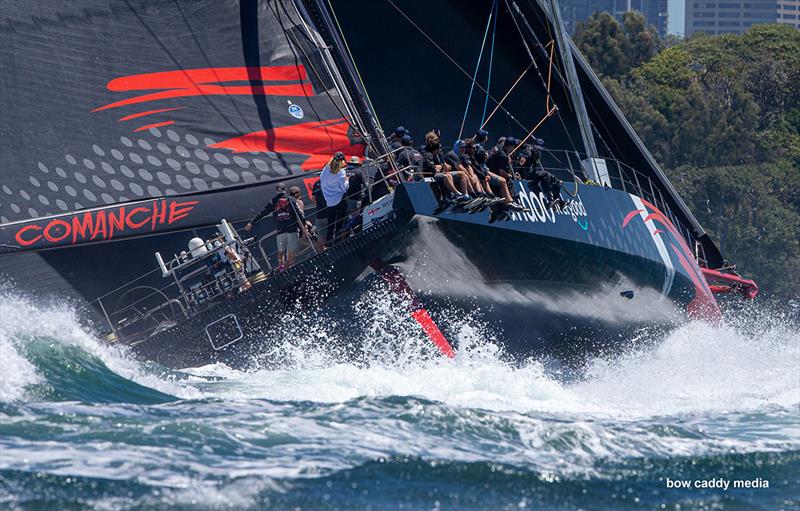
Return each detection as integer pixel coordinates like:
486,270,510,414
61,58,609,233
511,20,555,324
122,181,718,368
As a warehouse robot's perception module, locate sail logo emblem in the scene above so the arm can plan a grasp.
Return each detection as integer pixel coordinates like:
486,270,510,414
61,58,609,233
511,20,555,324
288,104,304,119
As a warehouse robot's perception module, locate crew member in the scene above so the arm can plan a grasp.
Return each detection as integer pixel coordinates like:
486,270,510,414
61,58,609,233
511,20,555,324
421,131,471,204
320,151,350,245
244,183,304,270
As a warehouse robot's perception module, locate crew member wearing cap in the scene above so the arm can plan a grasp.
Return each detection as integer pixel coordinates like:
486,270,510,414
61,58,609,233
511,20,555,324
320,151,350,245
387,126,409,150
346,155,369,209
486,137,528,211
395,134,423,180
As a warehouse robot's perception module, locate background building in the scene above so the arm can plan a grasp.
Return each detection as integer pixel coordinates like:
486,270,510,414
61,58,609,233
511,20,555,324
685,1,800,36
560,0,670,36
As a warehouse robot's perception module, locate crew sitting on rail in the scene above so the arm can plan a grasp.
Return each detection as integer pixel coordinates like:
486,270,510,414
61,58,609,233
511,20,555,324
395,134,423,180
485,137,528,211
244,182,306,271
445,140,487,201
321,151,350,246
421,131,472,204
463,137,515,207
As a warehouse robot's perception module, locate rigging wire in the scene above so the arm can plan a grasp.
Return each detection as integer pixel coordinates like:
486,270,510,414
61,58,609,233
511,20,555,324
506,0,581,163
479,64,532,129
481,0,499,127
384,0,529,133
325,0,390,145
459,0,496,141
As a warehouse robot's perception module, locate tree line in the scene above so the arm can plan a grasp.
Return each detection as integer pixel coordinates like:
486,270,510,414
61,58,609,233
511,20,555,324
574,13,800,299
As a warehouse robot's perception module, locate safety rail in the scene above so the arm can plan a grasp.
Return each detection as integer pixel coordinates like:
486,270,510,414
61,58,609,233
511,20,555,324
526,149,701,256
92,162,407,344
91,145,703,344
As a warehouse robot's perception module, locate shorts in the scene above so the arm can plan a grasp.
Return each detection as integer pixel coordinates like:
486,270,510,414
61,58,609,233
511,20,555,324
488,174,504,186
276,231,299,253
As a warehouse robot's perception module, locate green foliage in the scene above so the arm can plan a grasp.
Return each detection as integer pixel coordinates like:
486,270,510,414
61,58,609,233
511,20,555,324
574,10,660,78
584,19,800,297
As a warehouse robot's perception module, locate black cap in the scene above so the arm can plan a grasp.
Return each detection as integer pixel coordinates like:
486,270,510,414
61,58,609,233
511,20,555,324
276,183,286,191
503,137,518,147
394,126,407,136
401,134,412,145
333,151,345,161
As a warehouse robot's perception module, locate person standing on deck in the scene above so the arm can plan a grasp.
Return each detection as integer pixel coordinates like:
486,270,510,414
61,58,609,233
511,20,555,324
320,151,350,246
244,183,305,270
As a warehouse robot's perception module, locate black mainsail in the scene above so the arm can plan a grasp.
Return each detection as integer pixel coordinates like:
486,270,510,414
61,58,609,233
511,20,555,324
0,0,371,253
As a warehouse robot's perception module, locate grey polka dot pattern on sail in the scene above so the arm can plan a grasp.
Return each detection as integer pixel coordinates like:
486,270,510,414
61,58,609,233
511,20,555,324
74,202,83,210
47,181,59,192
83,189,97,202
253,159,269,173
203,137,215,146
194,148,209,161
203,164,219,178
129,153,143,164
65,154,77,165
185,134,199,146
150,128,162,138
75,172,89,184
120,165,135,179
147,185,161,196
214,153,230,164
185,161,200,175
241,171,256,183
55,167,67,178
110,179,125,192
156,172,171,185
120,137,133,147
29,176,40,187
10,203,20,213
138,169,153,181
167,129,180,142
38,162,49,174
223,168,239,183
101,193,114,204
165,189,176,196
65,186,77,197
101,162,115,174
92,145,105,157
157,143,171,154
20,190,30,200
138,139,152,151
111,149,124,160
233,156,249,168
147,155,162,166
83,159,96,170
176,175,192,189
192,178,208,191
130,183,144,196
28,208,38,218
176,145,190,158
92,176,106,188
211,181,223,189
56,199,68,211
38,195,49,206
166,158,181,171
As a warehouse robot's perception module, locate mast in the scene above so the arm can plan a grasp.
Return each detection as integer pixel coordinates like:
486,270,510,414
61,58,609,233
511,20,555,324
296,0,390,158
547,0,599,160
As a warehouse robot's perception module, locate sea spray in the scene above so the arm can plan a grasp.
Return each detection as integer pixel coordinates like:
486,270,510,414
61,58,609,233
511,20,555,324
0,288,798,510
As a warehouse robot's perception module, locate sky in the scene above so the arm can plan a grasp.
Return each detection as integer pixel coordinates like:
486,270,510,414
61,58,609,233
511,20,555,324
668,0,686,35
